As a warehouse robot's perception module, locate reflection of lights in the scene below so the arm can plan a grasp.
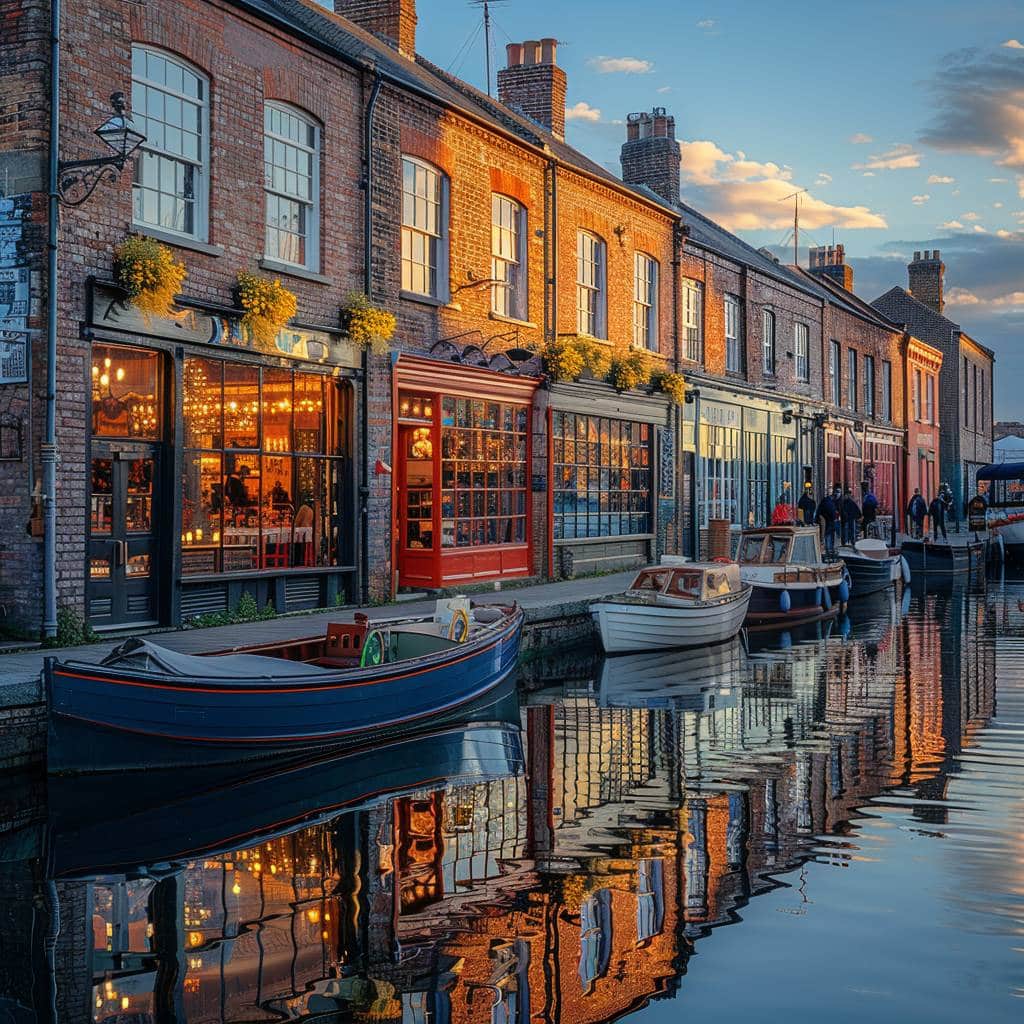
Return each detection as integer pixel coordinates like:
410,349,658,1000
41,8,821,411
232,881,241,896
189,931,203,947
307,908,320,923
121,996,130,1011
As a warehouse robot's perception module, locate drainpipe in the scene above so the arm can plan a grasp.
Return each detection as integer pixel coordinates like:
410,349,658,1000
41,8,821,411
547,157,558,342
42,0,61,639
359,69,382,606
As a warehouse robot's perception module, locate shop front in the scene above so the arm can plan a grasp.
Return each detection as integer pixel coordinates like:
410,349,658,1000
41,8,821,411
543,380,672,578
826,416,903,518
391,354,540,591
86,282,362,627
682,384,817,554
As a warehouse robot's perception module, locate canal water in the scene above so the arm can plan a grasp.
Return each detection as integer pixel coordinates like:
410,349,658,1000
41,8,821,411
1,573,1023,1022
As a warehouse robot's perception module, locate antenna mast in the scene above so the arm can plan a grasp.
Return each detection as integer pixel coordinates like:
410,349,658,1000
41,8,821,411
470,0,496,96
779,188,808,265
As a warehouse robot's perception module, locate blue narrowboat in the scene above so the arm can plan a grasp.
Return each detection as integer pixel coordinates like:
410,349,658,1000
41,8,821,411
47,605,524,774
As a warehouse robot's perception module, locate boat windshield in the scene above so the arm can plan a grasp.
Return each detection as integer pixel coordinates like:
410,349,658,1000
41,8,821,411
764,535,791,563
666,570,703,598
738,535,767,563
630,569,670,592
977,463,1024,508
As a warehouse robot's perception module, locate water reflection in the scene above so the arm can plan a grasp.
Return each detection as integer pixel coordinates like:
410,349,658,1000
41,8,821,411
4,577,1023,1023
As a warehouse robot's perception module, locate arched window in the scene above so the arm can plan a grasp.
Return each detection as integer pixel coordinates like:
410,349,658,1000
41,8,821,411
491,194,527,320
131,46,209,239
402,156,448,298
633,252,658,350
264,102,321,271
576,230,606,338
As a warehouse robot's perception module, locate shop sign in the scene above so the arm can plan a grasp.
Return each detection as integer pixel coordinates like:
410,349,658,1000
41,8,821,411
0,330,27,384
701,402,739,428
91,283,360,369
968,495,988,532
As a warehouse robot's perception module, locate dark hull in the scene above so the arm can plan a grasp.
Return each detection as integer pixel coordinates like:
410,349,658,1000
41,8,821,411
48,612,523,774
47,719,524,878
901,540,985,575
745,582,844,629
843,553,898,597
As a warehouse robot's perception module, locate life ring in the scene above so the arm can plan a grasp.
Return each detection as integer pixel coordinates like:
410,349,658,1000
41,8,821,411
360,629,385,667
712,556,732,564
447,608,470,643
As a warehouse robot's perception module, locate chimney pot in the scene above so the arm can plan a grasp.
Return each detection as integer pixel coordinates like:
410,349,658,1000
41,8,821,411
540,37,558,64
497,38,568,139
523,39,540,64
506,42,523,67
908,247,945,313
913,250,921,261
620,107,681,204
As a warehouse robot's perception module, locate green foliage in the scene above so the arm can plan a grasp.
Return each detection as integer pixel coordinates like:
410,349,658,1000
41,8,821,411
43,607,100,648
187,593,277,629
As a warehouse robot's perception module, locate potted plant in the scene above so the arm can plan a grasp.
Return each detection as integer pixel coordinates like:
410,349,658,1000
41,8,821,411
340,292,397,355
609,347,651,392
652,369,687,405
113,235,187,319
236,271,298,352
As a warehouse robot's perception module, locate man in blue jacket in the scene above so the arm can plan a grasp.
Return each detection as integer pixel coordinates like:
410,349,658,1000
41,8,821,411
907,488,927,539
816,486,841,555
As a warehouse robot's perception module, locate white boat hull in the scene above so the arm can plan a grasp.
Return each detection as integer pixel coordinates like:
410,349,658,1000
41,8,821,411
592,587,752,653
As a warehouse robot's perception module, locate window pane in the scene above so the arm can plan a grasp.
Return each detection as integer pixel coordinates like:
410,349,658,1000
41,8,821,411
181,451,223,574
262,367,293,452
223,363,259,449
91,344,161,439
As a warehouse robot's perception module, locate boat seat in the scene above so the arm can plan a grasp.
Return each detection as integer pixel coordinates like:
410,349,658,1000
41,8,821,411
325,615,369,658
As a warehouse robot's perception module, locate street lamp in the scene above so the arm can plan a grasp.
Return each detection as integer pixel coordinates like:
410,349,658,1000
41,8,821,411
56,92,146,207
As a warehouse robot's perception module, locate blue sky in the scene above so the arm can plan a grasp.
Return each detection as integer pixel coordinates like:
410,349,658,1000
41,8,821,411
416,0,1024,418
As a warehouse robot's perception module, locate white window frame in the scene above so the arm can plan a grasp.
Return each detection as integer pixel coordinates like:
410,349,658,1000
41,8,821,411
725,294,743,373
682,279,704,363
794,322,809,382
913,368,922,421
864,354,875,416
131,46,210,240
401,156,449,299
848,347,858,411
491,194,527,320
829,340,841,405
762,309,775,375
263,101,320,272
926,372,935,424
881,360,892,421
632,252,659,351
577,231,606,338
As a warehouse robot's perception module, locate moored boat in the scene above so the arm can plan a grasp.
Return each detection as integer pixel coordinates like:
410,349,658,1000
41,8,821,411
900,538,985,575
590,561,751,654
839,538,909,597
737,525,851,628
46,602,524,774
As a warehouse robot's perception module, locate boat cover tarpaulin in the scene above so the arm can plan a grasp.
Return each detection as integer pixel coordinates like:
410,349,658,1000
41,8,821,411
94,637,332,679
977,462,1024,481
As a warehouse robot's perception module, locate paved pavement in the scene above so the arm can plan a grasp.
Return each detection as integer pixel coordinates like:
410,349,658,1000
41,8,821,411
0,571,637,695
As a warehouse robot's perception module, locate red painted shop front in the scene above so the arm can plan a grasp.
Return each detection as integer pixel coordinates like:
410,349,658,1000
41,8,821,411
392,355,541,590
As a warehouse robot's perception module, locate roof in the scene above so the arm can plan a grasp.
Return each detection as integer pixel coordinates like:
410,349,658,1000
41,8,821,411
232,0,665,212
789,266,901,333
871,287,995,361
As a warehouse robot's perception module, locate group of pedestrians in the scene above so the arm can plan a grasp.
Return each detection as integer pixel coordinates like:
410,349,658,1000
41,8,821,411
906,482,958,542
770,480,879,556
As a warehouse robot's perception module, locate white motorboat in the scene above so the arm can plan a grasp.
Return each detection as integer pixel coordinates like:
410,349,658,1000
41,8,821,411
591,561,751,654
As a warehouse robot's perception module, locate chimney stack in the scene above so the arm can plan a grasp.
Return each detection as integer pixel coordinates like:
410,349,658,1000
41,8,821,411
908,249,945,314
335,1,417,58
620,108,680,204
497,38,567,140
808,244,853,292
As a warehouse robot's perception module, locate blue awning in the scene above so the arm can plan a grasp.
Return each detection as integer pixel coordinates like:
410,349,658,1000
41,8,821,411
977,462,1024,481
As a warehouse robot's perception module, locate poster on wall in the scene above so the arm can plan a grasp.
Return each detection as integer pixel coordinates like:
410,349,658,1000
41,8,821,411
0,331,27,384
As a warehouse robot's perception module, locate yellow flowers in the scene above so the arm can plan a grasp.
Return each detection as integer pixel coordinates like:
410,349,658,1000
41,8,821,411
652,369,687,405
543,335,685,401
114,236,187,319
341,292,396,355
542,335,586,382
236,271,297,352
610,346,651,392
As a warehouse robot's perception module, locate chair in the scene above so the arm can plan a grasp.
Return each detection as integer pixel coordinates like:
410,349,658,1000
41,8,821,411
262,531,289,569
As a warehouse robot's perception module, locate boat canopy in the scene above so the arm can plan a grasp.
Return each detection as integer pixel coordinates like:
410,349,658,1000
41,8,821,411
977,462,1024,481
627,563,741,600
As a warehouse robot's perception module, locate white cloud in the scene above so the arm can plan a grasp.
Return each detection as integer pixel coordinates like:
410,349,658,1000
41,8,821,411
565,101,602,122
973,224,989,232
946,286,981,304
862,171,876,177
995,201,1005,208
989,176,1009,183
587,55,653,74
1019,176,1024,197
996,228,1013,237
940,219,965,229
696,19,716,30
952,188,961,196
962,210,982,221
815,171,833,185
1002,39,1024,49
677,138,887,230
849,132,873,144
927,174,955,184
656,86,672,94
852,143,922,171
912,194,931,205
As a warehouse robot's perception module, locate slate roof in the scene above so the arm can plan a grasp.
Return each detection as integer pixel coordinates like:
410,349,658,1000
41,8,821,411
232,0,657,205
789,267,901,332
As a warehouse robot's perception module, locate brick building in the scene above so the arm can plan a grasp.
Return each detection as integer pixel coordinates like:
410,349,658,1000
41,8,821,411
904,335,943,506
873,250,995,514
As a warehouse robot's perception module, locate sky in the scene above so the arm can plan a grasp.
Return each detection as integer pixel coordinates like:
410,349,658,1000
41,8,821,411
415,0,1024,418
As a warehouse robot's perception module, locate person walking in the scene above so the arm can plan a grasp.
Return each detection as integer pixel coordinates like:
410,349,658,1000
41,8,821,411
939,481,957,532
861,484,879,538
929,492,948,542
797,482,817,526
817,486,841,555
907,488,927,539
841,487,862,546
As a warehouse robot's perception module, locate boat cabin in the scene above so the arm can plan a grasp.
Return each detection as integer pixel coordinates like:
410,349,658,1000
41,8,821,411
737,526,822,566
625,563,742,602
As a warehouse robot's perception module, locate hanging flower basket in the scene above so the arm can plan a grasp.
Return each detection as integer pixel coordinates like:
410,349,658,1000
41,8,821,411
652,369,687,405
236,271,297,352
542,335,614,383
340,292,396,355
113,235,187,319
610,347,651,392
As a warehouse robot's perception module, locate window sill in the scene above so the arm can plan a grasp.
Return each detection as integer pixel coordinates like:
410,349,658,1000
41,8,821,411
554,533,655,547
133,224,224,258
259,258,331,285
400,290,452,309
489,311,537,330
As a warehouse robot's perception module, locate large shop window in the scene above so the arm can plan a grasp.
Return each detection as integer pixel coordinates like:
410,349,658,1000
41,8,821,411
181,357,346,575
866,440,898,513
91,345,162,439
553,413,652,540
436,397,529,549
131,47,208,239
699,422,739,527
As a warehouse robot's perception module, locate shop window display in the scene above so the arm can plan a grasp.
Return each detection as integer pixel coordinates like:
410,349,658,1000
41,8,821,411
182,357,345,575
